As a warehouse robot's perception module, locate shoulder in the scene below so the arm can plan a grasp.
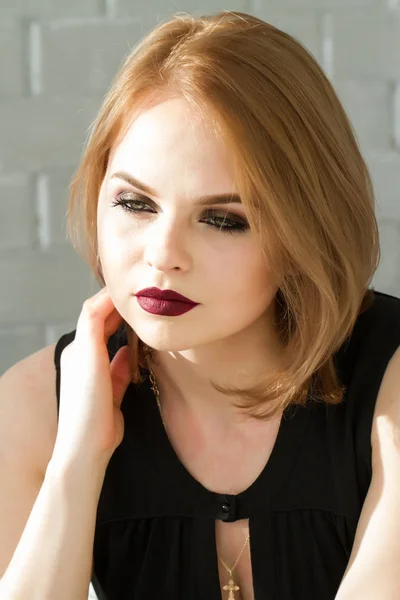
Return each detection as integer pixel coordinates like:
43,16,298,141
332,292,400,596
334,342,400,597
355,290,400,443
372,341,400,451
360,290,400,417
0,343,59,478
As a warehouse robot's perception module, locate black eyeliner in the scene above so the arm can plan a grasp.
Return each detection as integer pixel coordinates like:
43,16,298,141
111,192,249,234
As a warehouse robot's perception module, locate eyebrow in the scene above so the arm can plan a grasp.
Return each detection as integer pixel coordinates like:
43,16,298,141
110,171,242,206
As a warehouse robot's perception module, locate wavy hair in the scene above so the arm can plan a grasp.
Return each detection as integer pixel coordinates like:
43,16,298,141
67,11,380,420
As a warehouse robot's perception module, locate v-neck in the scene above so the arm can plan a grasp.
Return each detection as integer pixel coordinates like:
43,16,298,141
139,369,310,516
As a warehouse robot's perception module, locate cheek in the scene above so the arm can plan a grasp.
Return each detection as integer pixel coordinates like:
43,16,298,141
208,244,271,295
98,212,138,263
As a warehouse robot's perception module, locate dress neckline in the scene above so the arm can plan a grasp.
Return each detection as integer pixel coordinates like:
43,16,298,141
140,369,310,511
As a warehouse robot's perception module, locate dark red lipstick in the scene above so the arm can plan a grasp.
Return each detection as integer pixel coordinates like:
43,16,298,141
134,287,199,316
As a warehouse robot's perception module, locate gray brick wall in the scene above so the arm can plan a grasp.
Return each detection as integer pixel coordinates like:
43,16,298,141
1,0,399,382
0,2,399,598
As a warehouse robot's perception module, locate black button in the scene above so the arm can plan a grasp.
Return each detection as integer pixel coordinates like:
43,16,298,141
215,494,237,521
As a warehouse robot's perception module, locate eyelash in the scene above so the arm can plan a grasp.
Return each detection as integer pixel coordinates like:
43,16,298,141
111,192,249,235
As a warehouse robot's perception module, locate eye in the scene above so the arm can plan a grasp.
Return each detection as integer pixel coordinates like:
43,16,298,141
111,192,249,235
111,192,155,214
200,212,249,234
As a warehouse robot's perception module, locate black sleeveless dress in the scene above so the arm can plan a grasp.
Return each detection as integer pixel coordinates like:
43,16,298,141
53,289,400,600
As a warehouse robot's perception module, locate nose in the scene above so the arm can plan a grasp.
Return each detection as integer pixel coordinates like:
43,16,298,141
143,219,192,273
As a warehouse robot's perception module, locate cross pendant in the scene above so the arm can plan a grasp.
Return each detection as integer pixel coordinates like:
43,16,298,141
223,577,240,599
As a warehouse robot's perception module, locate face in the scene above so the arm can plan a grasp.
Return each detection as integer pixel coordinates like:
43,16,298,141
97,96,280,355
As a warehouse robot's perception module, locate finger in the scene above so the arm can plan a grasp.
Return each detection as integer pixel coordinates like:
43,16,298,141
76,289,119,343
104,309,124,342
110,345,132,408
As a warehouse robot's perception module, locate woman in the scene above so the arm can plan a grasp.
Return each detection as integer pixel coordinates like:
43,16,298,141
1,10,399,600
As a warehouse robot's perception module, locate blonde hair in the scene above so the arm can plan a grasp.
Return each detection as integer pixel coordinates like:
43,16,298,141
67,10,380,420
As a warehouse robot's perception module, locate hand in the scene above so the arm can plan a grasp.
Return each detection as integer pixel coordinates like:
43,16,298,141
52,287,133,468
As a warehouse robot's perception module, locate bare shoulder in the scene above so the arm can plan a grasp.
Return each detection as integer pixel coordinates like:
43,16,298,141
335,344,400,597
0,343,59,479
0,343,62,579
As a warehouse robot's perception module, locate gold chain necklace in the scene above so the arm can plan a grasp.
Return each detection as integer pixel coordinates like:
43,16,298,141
147,364,250,600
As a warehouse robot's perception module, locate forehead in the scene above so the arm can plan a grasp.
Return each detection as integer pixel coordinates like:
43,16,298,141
107,97,238,194
109,97,230,166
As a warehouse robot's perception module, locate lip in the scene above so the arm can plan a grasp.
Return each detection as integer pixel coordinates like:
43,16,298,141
134,287,199,317
135,287,197,304
135,296,197,316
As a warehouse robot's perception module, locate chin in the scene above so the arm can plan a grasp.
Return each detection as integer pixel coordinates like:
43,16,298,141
140,339,193,353
134,328,201,353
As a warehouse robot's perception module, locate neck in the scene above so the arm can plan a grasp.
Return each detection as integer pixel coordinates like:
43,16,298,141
146,312,286,431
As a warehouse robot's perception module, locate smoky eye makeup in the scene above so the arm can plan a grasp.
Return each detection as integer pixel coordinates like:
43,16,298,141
110,190,250,235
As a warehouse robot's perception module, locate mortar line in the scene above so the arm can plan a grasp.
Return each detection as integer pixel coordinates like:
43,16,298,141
35,173,51,250
27,19,42,96
394,82,400,151
105,0,117,19
321,12,334,81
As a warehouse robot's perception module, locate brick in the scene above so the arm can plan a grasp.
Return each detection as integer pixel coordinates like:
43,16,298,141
0,96,100,172
0,325,46,375
334,81,392,152
45,167,76,245
248,9,321,61
45,321,78,346
0,245,94,326
251,0,384,9
372,218,400,292
42,19,143,95
114,0,247,22
0,20,25,97
367,153,400,220
332,11,400,79
395,82,400,151
0,173,37,250
0,0,101,19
